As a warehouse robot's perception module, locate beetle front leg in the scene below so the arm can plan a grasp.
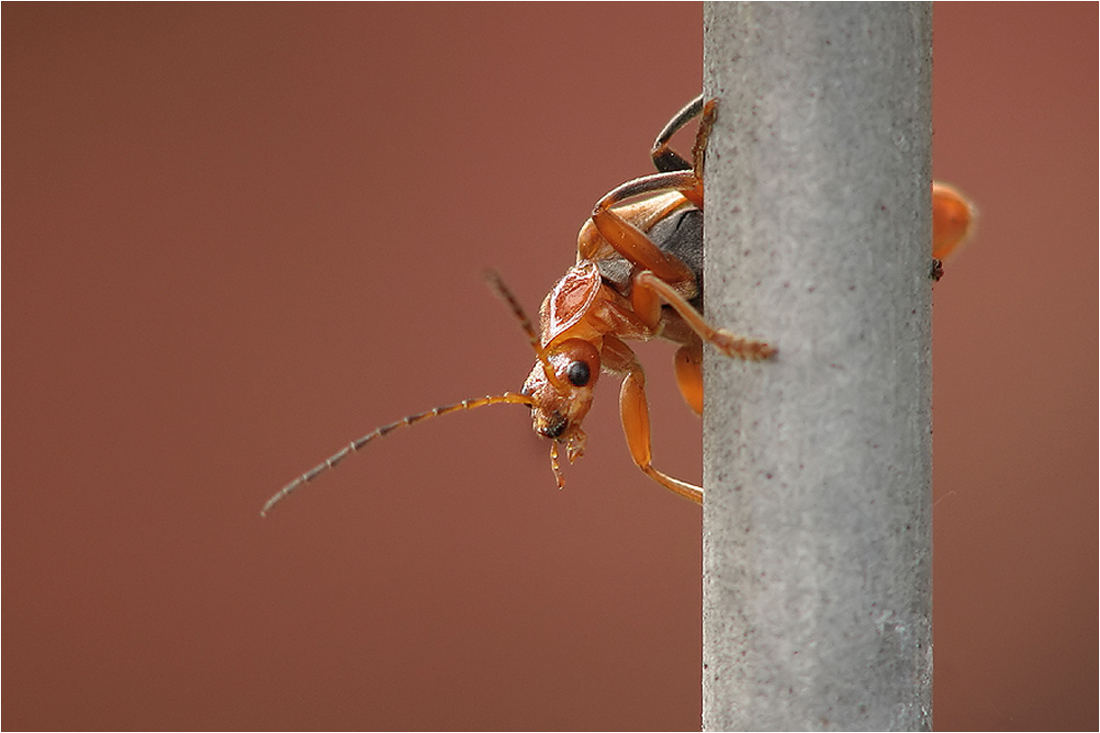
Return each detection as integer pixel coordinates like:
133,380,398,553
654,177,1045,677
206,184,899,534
673,338,704,416
602,336,702,504
620,366,703,505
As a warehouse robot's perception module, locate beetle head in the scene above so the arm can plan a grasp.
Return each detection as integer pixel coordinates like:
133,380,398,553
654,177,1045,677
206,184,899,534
522,338,601,459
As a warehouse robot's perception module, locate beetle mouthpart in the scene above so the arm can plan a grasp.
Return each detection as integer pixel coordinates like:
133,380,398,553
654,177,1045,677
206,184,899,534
565,428,587,463
537,414,568,439
549,443,566,489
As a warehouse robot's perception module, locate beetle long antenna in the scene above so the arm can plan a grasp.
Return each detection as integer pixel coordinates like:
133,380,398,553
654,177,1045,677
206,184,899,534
261,391,534,516
483,270,564,388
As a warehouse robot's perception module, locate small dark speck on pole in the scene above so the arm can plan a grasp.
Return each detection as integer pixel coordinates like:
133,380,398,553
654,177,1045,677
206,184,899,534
702,3,933,730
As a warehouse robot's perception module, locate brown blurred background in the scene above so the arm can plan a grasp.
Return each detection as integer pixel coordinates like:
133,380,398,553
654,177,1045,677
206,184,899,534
3,4,1095,730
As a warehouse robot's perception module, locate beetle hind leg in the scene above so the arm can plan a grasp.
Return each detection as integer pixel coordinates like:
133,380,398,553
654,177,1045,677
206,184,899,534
650,94,718,182
651,94,703,173
589,101,718,274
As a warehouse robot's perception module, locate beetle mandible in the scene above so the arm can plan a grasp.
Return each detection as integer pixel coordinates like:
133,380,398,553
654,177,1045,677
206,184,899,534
261,95,973,515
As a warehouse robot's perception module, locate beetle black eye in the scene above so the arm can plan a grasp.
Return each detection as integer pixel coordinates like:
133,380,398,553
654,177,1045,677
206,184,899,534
566,360,590,387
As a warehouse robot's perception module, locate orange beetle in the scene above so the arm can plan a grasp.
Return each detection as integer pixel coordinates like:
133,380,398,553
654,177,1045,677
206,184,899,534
262,95,973,515
931,181,976,262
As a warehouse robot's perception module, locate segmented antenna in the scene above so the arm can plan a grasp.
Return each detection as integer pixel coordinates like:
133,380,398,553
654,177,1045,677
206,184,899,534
261,392,533,516
263,270,550,517
483,269,563,389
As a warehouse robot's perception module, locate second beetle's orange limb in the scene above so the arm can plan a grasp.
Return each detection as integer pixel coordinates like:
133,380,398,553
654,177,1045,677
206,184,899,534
932,182,975,261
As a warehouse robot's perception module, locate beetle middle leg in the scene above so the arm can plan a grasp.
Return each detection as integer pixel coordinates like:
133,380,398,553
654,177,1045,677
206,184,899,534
631,270,775,361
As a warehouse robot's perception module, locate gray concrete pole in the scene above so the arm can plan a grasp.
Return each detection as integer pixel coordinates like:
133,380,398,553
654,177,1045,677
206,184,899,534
701,4,933,731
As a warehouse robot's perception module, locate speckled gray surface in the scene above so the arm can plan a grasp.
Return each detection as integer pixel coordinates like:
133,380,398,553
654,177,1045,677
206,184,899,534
702,4,933,730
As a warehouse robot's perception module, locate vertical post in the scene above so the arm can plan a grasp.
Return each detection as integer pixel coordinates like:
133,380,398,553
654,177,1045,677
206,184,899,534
702,3,933,731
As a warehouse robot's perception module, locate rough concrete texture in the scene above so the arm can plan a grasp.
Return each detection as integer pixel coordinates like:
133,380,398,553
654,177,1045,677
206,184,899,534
702,4,933,730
